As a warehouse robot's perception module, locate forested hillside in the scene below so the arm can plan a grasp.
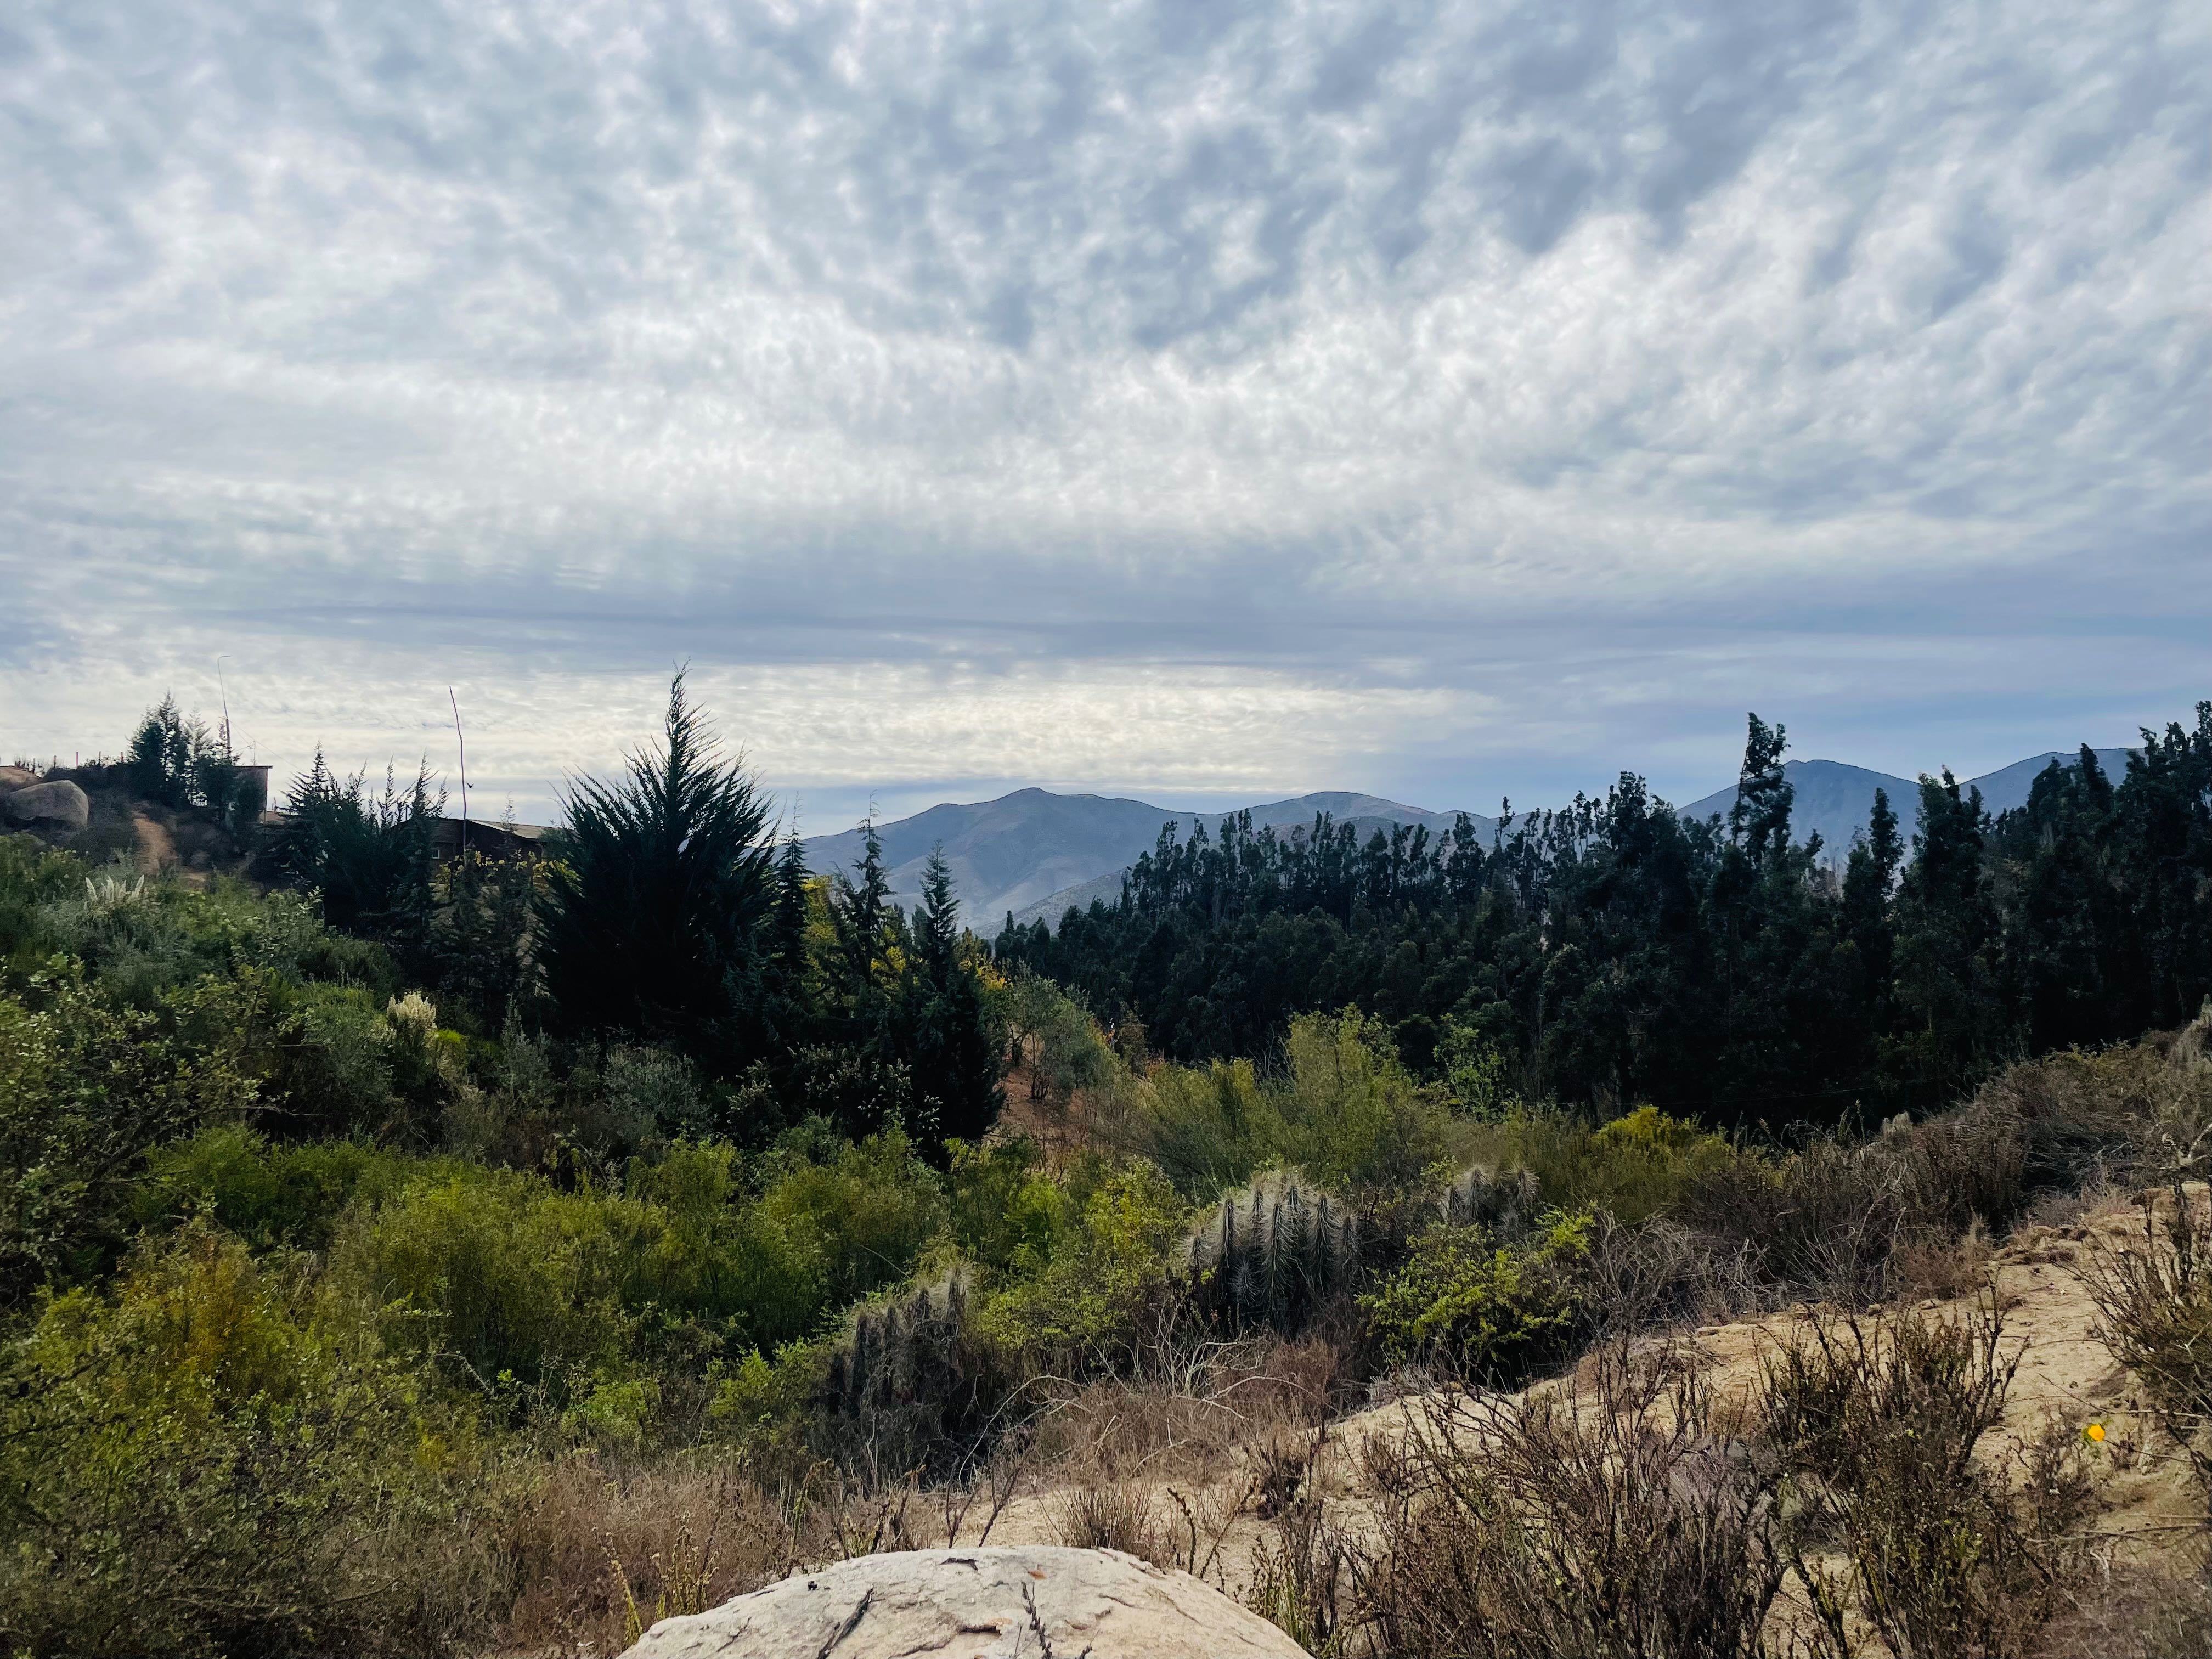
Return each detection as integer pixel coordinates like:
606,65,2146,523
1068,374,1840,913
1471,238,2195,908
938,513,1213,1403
6,689,2212,1657
997,711,2212,1122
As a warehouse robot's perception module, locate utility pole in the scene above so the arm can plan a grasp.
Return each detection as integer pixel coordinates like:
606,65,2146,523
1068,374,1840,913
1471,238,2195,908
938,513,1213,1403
449,687,469,858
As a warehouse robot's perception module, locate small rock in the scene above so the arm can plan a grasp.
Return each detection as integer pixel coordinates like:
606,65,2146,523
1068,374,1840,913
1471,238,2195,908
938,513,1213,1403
1,781,90,832
620,1547,1311,1659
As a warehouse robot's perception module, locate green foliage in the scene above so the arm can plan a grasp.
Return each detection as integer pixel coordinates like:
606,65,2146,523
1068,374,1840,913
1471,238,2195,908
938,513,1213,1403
136,1125,430,1251
1276,1008,1453,1198
1129,1008,1455,1207
0,1225,484,1658
0,964,255,1302
1001,701,2212,1126
980,1160,1188,1364
259,754,442,939
1135,1055,1277,1198
0,837,83,974
538,672,775,1065
1361,1208,1595,1377
946,1137,1069,1277
756,1125,947,1311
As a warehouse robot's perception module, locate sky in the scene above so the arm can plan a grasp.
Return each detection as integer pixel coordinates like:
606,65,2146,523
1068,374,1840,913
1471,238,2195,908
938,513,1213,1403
3,0,2208,832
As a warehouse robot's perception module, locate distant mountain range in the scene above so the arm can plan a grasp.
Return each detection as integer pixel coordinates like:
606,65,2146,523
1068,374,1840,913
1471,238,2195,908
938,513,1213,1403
803,789,1491,930
804,749,2137,933
1679,749,2135,855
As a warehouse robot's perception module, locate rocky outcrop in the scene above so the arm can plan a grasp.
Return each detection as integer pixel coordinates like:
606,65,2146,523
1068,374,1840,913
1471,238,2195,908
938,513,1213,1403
1,780,89,832
618,1547,1310,1659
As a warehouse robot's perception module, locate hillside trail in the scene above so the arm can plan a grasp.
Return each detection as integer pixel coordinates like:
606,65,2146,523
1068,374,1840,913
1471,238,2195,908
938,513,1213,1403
944,1190,2203,1609
132,808,214,888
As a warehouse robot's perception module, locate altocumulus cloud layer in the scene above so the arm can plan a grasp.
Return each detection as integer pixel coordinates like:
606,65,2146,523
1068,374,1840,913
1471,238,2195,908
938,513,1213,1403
2,0,2209,825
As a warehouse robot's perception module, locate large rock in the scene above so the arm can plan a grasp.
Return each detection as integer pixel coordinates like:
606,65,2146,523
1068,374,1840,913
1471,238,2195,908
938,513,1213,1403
1,781,89,832
619,1547,1310,1659
0,765,38,791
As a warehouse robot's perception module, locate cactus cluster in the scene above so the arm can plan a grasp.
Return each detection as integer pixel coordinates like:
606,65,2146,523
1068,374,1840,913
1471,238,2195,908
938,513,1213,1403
1185,1170,1358,1334
825,1271,980,1421
1441,1164,1542,1238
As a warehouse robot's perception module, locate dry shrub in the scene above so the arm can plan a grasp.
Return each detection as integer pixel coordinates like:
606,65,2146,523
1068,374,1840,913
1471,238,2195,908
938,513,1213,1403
2083,1181,2212,1502
493,1454,801,1656
1050,1482,1167,1560
1245,1485,1354,1655
1888,1217,1994,1301
1352,1342,1786,1659
1586,1210,1762,1336
1030,1331,1342,1488
1760,1297,2095,1659
2036,1562,2212,1659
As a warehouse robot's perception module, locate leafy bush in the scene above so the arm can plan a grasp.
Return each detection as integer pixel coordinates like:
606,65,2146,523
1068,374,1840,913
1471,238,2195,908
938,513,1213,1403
1359,1208,1594,1378
1276,1009,1454,1200
0,1225,488,1658
757,1126,946,1311
981,1160,1188,1366
136,1125,431,1250
1134,1055,1278,1199
0,964,254,1302
946,1137,1070,1277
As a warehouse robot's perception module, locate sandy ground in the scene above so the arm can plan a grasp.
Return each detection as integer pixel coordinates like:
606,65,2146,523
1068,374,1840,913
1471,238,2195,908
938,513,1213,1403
930,1191,2204,1614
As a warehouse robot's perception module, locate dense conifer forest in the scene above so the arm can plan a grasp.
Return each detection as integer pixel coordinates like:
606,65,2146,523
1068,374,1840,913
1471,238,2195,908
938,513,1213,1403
998,709,2212,1123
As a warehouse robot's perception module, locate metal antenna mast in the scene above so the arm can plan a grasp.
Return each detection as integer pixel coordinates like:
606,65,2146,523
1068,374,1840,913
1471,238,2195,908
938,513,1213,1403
449,687,469,857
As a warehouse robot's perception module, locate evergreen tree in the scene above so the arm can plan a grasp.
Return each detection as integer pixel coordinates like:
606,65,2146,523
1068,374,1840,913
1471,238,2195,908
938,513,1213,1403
537,672,775,1064
900,849,1003,1155
1889,771,2004,1101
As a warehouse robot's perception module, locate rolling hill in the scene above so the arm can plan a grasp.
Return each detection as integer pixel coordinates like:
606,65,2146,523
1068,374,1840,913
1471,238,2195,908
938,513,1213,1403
806,748,2140,932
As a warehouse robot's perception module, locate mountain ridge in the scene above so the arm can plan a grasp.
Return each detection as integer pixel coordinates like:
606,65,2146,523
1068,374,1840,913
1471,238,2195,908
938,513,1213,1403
805,748,2140,933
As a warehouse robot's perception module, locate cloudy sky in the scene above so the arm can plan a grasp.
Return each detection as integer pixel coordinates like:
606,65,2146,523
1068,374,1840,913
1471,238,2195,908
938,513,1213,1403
3,0,2208,830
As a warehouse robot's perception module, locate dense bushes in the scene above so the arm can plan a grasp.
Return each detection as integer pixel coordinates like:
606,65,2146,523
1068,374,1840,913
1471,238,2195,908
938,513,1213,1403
0,1226,490,1658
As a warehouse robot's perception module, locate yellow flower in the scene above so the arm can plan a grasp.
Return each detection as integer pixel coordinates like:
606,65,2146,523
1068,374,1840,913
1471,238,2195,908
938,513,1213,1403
2085,1422,2107,1444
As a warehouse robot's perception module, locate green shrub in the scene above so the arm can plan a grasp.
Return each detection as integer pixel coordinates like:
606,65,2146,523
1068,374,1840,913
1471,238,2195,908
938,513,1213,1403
1278,1009,1454,1200
335,1149,834,1396
0,963,255,1302
0,1225,487,1657
0,837,82,973
334,1167,639,1388
137,1125,432,1250
757,1126,946,1310
981,1160,1188,1365
1361,1209,1595,1378
1134,1055,1279,1199
946,1137,1070,1277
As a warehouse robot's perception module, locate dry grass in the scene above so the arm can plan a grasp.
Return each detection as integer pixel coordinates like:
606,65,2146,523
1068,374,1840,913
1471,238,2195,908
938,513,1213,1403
492,1455,805,1657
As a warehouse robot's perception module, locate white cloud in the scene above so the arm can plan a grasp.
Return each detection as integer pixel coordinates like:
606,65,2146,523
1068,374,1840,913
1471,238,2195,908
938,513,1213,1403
2,0,2208,818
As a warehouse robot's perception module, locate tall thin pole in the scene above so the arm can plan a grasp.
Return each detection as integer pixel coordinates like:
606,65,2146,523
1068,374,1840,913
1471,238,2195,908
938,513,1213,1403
449,687,469,857
215,655,233,760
